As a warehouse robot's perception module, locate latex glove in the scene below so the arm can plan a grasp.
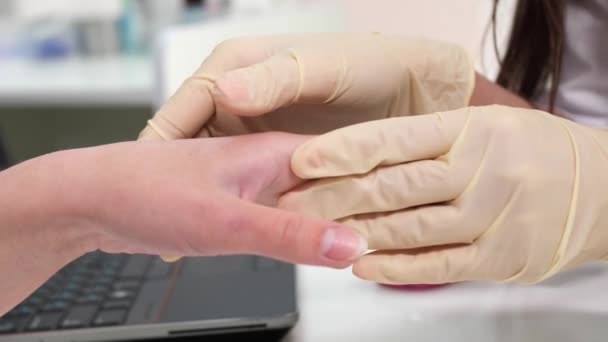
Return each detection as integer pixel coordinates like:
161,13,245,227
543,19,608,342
138,33,474,140
283,105,608,284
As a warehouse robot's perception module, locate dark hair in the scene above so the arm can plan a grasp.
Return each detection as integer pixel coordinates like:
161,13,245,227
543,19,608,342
491,0,566,112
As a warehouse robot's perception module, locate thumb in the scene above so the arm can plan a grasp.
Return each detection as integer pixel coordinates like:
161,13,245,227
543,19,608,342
211,47,345,117
224,200,368,268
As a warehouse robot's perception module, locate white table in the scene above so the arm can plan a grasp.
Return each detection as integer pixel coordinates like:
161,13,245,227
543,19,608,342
0,56,154,107
286,263,608,342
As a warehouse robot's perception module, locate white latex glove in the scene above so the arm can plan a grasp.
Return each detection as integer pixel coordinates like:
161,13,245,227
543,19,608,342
138,33,474,140
282,106,608,284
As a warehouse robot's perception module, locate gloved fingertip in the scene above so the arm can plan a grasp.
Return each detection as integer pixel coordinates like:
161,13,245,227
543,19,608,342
213,72,252,105
290,143,327,179
137,126,161,141
351,257,375,280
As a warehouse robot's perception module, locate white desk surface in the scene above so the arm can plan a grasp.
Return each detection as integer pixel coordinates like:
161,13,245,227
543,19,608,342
0,56,154,107
286,263,608,342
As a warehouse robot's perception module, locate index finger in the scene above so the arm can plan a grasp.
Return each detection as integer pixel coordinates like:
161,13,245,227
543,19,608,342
291,108,471,179
138,35,301,141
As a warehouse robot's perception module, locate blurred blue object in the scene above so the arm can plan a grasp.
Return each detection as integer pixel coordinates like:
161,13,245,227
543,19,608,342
32,35,71,59
118,0,145,55
26,20,76,60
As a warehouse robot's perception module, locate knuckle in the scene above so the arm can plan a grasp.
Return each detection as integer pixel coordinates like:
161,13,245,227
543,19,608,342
182,75,213,94
211,38,243,56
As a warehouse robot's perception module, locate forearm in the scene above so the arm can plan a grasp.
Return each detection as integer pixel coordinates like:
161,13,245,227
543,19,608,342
469,73,536,109
0,153,96,315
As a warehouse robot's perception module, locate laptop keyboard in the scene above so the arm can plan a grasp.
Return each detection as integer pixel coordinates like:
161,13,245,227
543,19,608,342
0,252,174,334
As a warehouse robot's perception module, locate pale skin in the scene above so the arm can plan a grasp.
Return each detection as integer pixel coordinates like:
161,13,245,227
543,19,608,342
0,133,365,315
0,64,534,315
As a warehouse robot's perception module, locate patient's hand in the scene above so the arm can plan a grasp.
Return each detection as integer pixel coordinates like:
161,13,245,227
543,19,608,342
0,133,367,315
72,133,366,267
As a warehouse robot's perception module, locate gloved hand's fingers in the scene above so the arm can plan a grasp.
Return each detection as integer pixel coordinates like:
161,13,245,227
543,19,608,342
138,36,292,140
139,76,217,140
211,52,301,117
341,204,478,250
213,199,367,268
291,110,469,179
279,159,461,220
352,245,480,284
211,43,357,117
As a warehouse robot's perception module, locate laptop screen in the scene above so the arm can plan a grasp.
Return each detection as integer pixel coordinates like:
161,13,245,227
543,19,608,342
0,108,150,170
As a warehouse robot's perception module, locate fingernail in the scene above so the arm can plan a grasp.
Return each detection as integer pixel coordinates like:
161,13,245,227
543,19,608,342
320,225,368,262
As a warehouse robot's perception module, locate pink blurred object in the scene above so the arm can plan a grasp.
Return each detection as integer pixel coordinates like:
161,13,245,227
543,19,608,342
380,283,450,291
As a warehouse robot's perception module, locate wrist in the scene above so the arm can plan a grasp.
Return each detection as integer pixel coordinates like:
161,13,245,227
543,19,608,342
469,73,535,109
0,152,99,313
2,151,100,262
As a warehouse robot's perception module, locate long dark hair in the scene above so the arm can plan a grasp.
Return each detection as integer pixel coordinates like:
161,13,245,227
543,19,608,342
491,0,566,112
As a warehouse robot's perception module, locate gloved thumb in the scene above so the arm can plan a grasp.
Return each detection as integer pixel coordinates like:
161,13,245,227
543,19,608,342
211,47,345,117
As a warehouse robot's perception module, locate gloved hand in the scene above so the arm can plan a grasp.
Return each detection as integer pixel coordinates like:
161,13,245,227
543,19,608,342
138,33,474,140
282,105,608,284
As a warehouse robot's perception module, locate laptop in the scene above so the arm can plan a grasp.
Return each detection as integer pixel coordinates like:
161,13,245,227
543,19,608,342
0,114,298,342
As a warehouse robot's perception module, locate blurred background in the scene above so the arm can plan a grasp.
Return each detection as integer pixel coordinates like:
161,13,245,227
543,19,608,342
0,0,515,166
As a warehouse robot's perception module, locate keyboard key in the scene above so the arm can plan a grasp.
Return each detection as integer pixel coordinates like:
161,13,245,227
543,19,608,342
5,317,29,333
64,282,82,293
102,268,118,278
112,280,140,291
73,268,97,278
120,255,152,279
0,320,15,334
60,305,97,329
37,286,58,298
27,313,62,331
76,294,103,305
46,274,66,287
86,284,110,294
95,276,114,286
70,275,87,284
147,258,172,278
42,300,69,312
52,291,76,302
108,290,135,300
93,309,127,326
105,255,125,269
25,295,46,306
102,300,131,310
0,317,29,334
32,287,53,298
6,305,36,317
